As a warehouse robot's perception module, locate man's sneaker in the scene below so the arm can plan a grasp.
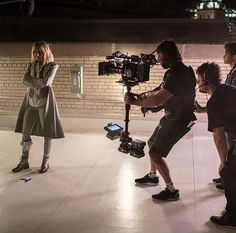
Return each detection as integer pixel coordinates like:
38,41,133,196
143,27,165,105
216,183,225,191
135,173,159,185
152,188,179,201
212,177,223,184
210,212,236,228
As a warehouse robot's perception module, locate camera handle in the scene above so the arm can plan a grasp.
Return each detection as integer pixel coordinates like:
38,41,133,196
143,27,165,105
118,86,132,153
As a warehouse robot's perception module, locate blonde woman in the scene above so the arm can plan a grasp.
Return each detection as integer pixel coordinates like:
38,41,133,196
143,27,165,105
13,41,64,174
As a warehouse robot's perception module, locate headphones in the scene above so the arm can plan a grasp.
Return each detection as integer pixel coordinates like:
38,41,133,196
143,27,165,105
199,72,209,88
202,72,209,86
201,80,209,87
196,73,209,90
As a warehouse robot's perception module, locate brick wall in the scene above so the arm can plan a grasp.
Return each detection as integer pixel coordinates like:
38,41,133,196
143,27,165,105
0,43,231,120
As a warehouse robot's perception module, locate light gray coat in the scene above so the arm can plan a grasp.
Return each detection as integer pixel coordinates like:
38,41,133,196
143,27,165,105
15,62,64,139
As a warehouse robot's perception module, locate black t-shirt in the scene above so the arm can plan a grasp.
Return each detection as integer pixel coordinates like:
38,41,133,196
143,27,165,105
207,84,236,136
162,61,196,122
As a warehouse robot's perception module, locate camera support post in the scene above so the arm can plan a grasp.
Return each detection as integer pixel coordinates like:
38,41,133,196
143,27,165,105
118,84,146,158
118,85,132,154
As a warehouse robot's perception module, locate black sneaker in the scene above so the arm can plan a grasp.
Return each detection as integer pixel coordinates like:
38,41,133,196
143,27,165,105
212,177,223,184
135,173,159,185
152,188,180,201
210,212,236,228
216,183,225,190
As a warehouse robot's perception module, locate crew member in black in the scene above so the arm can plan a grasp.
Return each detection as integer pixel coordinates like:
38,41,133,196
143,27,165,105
212,42,236,190
125,40,196,201
196,62,236,228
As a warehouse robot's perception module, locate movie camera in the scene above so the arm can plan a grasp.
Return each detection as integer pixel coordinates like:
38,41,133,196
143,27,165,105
98,50,158,158
98,51,157,87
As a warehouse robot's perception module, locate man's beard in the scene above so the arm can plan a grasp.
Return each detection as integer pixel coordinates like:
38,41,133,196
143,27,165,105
161,62,169,69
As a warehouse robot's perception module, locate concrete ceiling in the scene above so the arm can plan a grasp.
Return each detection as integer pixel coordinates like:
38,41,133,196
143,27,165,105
0,0,195,18
0,0,231,43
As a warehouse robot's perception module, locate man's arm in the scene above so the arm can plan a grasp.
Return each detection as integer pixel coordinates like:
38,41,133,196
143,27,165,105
139,82,164,98
125,88,173,107
212,127,228,175
194,100,207,113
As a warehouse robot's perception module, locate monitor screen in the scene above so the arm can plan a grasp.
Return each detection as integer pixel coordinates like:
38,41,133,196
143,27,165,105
104,124,123,133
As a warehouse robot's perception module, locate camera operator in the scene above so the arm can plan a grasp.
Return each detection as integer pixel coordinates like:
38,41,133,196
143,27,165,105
125,40,196,201
196,62,236,228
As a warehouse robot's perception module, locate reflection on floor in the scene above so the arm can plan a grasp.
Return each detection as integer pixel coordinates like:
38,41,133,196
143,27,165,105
0,123,234,233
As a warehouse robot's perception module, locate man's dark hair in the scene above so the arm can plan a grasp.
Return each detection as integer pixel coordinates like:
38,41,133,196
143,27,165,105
196,62,221,86
156,40,182,62
224,43,236,55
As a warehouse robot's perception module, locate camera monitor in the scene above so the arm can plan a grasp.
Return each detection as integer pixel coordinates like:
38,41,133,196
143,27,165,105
104,123,123,140
104,123,123,133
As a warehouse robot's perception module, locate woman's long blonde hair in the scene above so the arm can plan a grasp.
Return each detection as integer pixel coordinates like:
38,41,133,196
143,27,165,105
31,40,54,65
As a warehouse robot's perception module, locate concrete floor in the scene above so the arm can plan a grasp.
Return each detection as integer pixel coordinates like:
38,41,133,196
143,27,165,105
0,123,235,233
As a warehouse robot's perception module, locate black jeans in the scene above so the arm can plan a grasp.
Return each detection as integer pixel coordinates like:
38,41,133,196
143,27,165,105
221,146,236,223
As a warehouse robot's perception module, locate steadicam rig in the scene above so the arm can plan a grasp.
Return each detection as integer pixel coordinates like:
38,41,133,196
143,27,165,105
99,50,158,158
